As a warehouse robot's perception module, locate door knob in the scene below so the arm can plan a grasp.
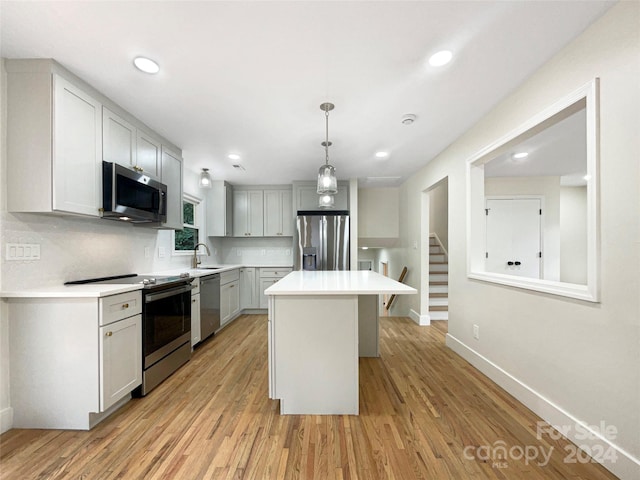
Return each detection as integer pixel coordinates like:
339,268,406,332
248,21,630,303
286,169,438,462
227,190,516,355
514,261,521,266
507,261,514,266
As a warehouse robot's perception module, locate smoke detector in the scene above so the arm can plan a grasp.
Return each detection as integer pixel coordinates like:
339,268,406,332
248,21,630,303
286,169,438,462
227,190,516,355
401,114,417,125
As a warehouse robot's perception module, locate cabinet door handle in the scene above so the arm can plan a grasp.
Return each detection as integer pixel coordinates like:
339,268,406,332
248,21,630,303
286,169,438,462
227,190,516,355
122,303,129,309
106,331,113,337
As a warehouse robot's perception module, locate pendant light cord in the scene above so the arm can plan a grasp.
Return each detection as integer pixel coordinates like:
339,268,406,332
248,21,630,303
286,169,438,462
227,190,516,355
325,108,330,166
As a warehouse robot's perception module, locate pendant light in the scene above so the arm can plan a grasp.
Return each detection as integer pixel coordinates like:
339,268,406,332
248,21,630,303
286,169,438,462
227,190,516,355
318,194,335,209
199,168,212,188
317,102,338,195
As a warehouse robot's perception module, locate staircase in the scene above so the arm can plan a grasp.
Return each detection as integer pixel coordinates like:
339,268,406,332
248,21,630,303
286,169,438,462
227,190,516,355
428,235,448,320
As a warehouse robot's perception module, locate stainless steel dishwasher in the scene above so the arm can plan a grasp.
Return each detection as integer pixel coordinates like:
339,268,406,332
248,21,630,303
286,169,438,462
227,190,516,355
200,274,221,341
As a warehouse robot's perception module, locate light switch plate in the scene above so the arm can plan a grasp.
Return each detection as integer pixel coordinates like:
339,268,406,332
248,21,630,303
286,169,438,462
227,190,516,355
6,243,41,261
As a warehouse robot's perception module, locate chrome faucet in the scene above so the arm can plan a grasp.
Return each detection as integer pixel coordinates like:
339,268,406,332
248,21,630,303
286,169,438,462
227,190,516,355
192,243,211,269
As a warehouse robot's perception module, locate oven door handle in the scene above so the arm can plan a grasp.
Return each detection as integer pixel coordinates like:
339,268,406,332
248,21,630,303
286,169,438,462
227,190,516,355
145,284,194,303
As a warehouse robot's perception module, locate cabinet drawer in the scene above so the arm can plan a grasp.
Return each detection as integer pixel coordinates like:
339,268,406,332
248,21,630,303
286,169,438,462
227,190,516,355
100,291,142,326
221,269,240,285
259,267,292,278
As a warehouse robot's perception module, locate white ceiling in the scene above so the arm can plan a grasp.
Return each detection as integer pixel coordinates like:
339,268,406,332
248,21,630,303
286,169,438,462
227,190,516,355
484,107,587,186
0,1,614,188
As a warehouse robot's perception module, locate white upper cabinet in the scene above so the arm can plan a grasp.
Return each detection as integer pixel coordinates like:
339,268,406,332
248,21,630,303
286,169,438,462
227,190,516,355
103,107,136,168
136,129,161,180
103,107,161,181
264,188,293,237
206,180,233,237
156,146,183,230
233,189,264,236
52,76,103,216
7,62,102,217
6,59,184,223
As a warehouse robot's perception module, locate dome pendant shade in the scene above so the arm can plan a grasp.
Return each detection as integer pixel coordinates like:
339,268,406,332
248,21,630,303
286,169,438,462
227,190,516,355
318,193,335,208
317,164,337,195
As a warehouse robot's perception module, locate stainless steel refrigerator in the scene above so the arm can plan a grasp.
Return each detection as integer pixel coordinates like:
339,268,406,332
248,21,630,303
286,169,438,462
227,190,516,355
294,210,350,270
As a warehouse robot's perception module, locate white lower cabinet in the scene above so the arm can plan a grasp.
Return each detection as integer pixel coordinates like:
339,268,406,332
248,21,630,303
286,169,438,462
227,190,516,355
239,267,258,309
191,293,201,347
221,280,240,326
220,269,241,327
259,268,293,308
8,291,143,430
99,314,142,411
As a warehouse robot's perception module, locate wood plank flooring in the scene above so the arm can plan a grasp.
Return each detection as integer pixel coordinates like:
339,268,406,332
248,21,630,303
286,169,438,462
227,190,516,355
0,315,618,479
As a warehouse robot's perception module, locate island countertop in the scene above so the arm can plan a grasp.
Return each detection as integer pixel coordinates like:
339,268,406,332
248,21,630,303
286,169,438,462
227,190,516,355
265,270,416,296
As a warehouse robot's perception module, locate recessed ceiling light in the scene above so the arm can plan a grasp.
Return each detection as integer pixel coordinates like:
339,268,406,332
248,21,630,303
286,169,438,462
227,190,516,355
133,56,160,74
401,114,417,125
228,153,241,161
375,151,389,159
512,152,529,160
428,50,453,67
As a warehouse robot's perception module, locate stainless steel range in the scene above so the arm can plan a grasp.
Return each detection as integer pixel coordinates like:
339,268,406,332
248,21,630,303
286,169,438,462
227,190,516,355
66,273,194,395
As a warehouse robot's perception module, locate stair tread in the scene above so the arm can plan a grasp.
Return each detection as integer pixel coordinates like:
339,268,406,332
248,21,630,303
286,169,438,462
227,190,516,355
430,292,448,298
430,281,448,285
430,305,448,312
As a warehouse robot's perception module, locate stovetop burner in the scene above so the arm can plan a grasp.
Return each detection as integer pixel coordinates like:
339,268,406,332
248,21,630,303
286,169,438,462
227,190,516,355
65,273,192,289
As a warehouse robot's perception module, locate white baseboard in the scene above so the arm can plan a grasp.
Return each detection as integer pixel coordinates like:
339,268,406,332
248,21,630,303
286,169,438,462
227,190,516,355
446,333,640,480
0,407,13,434
409,309,430,326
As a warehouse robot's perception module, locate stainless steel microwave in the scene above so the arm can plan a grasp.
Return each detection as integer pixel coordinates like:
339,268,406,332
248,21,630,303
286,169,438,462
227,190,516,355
102,162,167,223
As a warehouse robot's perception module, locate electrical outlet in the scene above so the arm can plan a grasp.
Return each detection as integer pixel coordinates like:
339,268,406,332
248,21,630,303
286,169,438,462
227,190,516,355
144,246,151,258
413,240,418,249
158,246,166,258
473,324,480,340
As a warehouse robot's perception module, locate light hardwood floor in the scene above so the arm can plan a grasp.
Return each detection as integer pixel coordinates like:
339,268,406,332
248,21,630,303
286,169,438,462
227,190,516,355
1,315,618,479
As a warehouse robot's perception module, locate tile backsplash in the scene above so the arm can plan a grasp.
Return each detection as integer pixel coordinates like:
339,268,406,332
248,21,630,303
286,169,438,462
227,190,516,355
217,236,294,266
0,211,193,290
0,211,295,291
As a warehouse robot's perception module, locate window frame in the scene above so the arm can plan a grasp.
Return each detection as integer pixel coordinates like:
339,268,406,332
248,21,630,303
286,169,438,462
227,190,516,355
172,193,205,256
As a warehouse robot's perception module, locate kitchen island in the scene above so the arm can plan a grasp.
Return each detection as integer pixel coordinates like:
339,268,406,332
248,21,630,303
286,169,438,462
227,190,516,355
265,270,416,415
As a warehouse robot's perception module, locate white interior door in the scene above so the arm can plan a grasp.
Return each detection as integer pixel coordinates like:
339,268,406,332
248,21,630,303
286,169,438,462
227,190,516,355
486,198,542,278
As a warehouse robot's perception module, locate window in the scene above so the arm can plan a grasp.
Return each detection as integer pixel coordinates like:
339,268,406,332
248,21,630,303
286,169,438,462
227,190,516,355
173,194,203,254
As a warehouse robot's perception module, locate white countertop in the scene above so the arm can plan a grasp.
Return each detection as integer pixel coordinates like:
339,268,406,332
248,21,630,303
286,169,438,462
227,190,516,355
0,283,144,299
0,264,293,299
265,271,417,296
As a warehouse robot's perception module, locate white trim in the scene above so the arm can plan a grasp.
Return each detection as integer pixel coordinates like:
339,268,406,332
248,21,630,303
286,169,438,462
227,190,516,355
0,407,13,434
409,309,430,326
466,78,600,303
446,334,640,480
172,193,205,256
